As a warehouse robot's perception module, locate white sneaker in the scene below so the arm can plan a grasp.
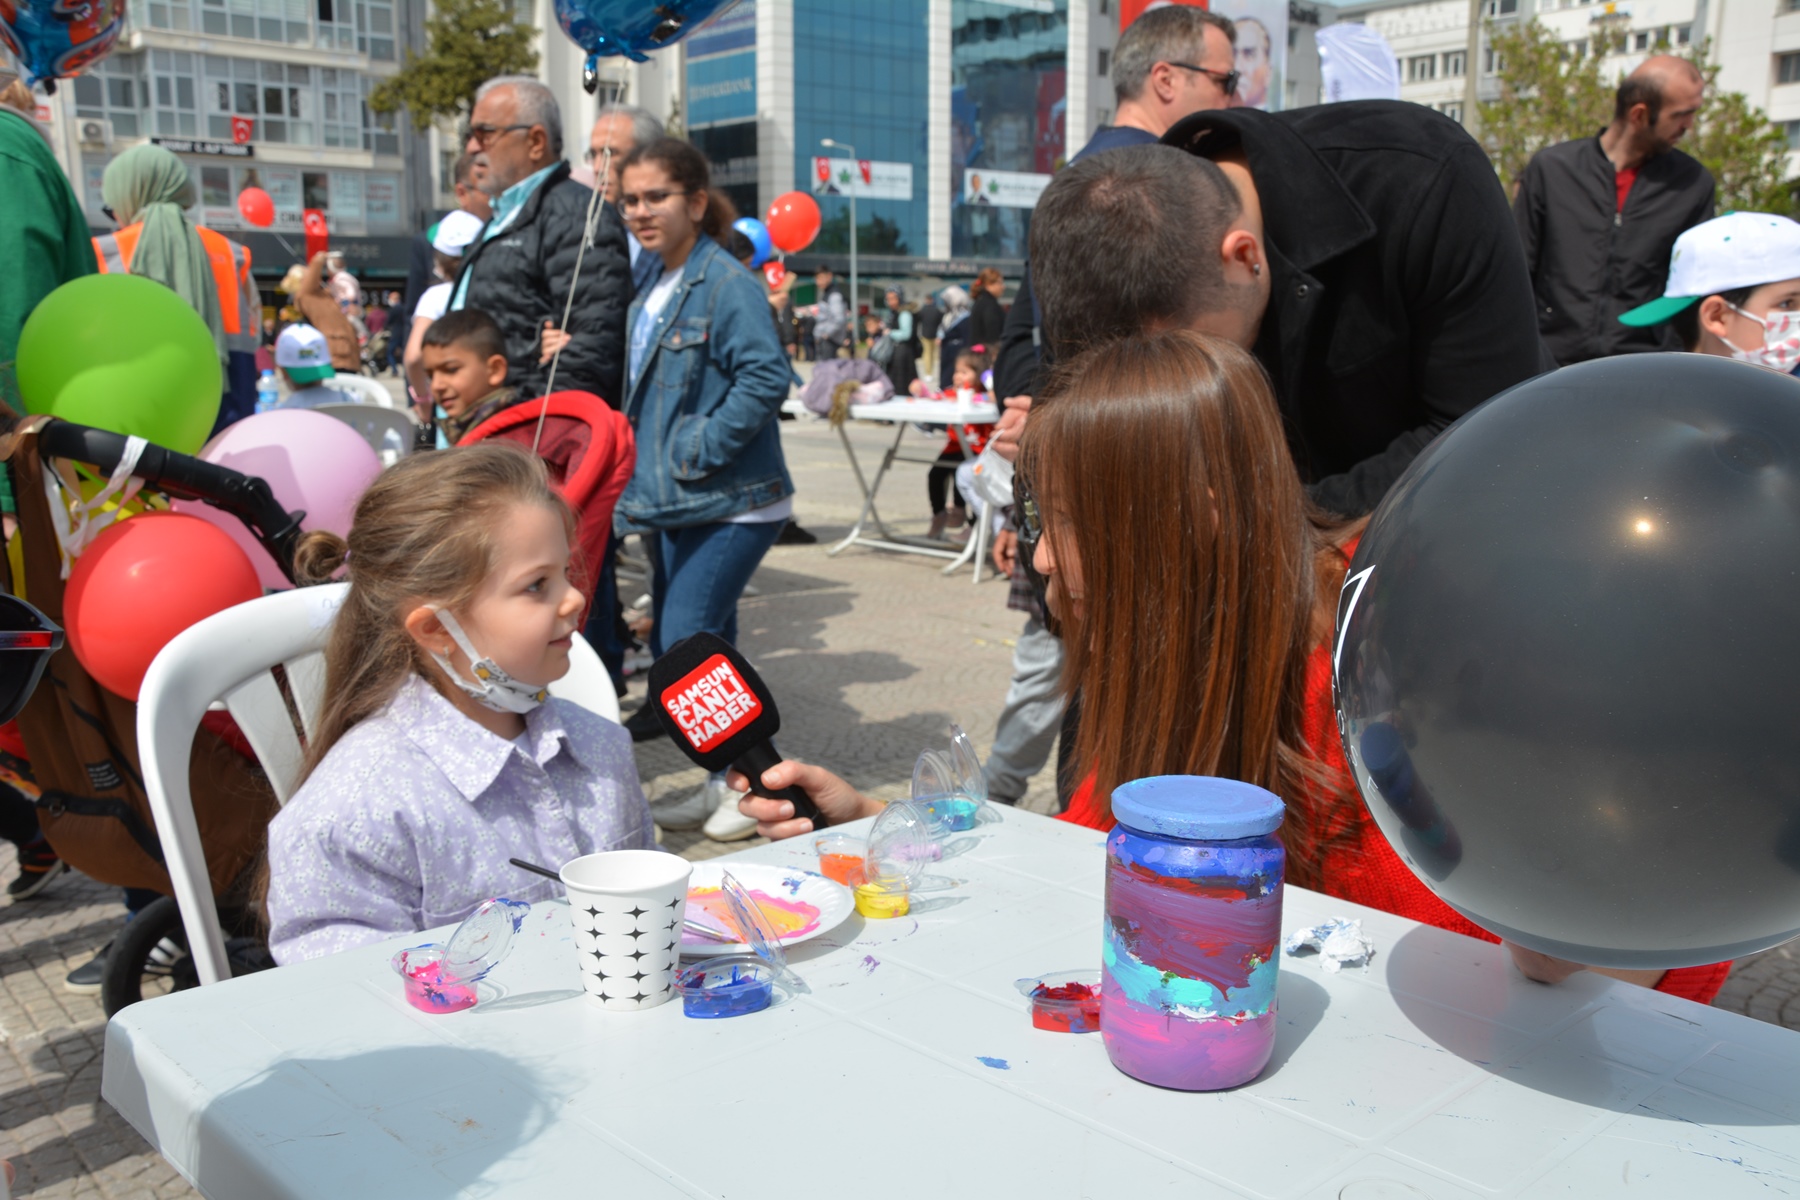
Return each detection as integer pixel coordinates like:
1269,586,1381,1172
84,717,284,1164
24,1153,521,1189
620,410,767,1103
701,776,760,842
649,785,713,831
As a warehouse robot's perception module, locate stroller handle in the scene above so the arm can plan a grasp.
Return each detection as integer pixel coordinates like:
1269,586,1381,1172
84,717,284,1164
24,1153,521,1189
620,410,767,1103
37,420,307,584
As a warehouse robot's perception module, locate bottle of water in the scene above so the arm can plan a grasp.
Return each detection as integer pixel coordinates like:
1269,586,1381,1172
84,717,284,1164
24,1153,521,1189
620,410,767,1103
255,369,279,414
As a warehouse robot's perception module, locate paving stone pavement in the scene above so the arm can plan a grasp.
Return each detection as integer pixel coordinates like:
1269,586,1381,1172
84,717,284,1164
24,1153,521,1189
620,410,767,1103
0,411,1793,1195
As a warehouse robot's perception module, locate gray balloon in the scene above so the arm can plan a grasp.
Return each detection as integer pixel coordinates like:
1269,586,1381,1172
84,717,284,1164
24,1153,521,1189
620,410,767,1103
1333,353,1800,969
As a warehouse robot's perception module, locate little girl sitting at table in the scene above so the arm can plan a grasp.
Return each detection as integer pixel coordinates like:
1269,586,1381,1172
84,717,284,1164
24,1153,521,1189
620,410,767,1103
263,443,654,963
908,345,996,540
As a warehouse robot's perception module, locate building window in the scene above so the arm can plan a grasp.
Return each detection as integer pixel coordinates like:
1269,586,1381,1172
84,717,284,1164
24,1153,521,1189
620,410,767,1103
1407,54,1436,82
1785,119,1800,149
1097,47,1109,77
439,148,456,196
1441,101,1464,124
1786,0,1800,11
1443,50,1466,77
1484,48,1505,75
1780,52,1800,84
71,53,144,138
1483,0,1517,15
1675,23,1691,42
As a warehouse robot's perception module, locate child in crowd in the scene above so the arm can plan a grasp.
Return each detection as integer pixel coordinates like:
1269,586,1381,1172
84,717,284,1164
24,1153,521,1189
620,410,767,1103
419,309,521,446
403,209,486,410
273,324,358,410
727,329,1733,1005
1618,211,1800,369
907,345,995,540
263,443,654,963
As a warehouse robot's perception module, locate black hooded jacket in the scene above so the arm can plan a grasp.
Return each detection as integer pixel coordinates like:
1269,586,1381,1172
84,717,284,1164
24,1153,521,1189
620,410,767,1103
455,161,631,407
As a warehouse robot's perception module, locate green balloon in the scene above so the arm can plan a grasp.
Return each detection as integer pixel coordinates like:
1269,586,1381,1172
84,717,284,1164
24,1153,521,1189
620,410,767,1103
15,274,221,455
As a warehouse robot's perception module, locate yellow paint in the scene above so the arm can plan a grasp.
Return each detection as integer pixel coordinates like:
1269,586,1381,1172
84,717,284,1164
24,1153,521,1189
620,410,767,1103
854,881,910,919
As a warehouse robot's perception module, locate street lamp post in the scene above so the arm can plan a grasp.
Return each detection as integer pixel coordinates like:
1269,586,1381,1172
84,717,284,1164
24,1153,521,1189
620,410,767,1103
820,137,858,355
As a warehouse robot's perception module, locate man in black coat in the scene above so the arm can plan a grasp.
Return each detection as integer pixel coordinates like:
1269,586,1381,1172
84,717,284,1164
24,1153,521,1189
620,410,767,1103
453,76,631,408
1514,56,1713,365
1004,103,1549,518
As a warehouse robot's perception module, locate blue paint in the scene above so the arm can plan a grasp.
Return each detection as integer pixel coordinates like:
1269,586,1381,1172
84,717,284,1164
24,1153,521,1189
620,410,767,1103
676,960,773,1018
976,1056,1010,1070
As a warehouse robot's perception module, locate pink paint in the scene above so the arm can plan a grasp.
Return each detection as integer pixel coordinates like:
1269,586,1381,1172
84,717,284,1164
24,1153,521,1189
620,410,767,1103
683,886,822,946
1098,982,1277,1089
399,959,478,1013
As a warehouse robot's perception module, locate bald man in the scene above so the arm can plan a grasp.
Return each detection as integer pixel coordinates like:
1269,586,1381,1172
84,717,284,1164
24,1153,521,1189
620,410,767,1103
1514,55,1714,364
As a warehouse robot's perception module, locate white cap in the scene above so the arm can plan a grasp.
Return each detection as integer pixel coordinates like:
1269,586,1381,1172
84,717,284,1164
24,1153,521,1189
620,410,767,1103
274,323,334,383
432,209,486,257
1621,212,1800,326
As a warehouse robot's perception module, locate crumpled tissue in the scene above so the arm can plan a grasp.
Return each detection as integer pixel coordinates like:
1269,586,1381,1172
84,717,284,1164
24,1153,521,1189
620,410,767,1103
1283,918,1375,972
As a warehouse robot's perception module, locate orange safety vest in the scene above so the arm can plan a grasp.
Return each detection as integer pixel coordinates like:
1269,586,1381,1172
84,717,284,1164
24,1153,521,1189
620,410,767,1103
91,222,260,356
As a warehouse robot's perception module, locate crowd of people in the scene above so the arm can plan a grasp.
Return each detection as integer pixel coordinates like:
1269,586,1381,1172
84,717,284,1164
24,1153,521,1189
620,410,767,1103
0,0,1786,1009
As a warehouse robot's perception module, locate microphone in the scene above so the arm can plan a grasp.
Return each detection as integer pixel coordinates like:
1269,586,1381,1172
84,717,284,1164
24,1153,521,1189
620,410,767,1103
644,632,823,826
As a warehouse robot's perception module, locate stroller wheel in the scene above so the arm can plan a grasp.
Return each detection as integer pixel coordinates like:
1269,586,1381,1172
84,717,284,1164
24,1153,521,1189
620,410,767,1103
101,896,190,1016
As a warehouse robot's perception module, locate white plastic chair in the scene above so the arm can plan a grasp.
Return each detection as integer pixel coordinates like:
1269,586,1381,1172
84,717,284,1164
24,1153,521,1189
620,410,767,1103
325,373,404,409
138,583,621,986
314,402,415,467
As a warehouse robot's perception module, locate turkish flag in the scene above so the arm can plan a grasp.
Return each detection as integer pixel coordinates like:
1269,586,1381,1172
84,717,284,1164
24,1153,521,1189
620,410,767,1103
230,115,254,144
303,208,329,260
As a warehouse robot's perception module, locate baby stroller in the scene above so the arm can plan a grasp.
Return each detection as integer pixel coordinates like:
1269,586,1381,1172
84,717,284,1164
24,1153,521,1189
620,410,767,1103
361,326,392,377
0,412,305,1015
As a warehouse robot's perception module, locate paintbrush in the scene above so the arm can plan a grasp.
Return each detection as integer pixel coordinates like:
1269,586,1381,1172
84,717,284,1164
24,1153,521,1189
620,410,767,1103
509,857,737,943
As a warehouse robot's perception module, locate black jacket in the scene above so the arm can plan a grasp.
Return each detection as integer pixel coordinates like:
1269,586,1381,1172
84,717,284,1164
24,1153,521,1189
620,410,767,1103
1514,135,1714,365
969,290,1006,348
1164,102,1550,516
455,162,632,407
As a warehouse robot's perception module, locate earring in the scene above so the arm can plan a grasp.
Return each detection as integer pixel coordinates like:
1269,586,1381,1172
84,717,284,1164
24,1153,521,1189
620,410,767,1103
1252,263,1262,276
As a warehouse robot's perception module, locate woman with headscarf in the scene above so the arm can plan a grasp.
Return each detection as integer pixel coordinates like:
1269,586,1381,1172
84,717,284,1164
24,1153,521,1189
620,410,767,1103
880,285,918,394
92,144,261,430
936,285,974,392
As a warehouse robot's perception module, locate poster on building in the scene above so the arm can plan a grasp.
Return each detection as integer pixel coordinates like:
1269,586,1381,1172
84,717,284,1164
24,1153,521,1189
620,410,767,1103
811,157,913,201
244,165,304,229
685,0,754,58
687,50,757,127
1118,0,1287,111
364,174,400,232
962,167,1052,209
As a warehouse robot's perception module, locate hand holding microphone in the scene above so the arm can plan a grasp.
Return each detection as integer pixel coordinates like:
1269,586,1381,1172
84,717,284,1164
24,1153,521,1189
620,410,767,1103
645,633,824,826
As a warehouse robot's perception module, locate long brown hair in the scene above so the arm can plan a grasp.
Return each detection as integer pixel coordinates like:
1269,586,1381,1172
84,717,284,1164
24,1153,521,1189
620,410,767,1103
288,442,576,785
1018,330,1359,887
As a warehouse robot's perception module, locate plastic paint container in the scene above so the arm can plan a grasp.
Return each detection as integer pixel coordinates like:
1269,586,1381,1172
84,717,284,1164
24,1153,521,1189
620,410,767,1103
910,725,995,835
390,896,531,1015
1101,776,1285,1091
1015,970,1102,1034
675,959,775,1018
676,868,800,1019
854,880,911,918
814,834,867,886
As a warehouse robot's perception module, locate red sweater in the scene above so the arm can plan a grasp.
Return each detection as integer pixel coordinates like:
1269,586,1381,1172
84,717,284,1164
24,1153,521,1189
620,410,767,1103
1060,641,1732,1005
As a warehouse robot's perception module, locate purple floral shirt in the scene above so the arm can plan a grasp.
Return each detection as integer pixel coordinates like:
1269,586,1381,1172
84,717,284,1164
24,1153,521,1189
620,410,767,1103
266,675,653,964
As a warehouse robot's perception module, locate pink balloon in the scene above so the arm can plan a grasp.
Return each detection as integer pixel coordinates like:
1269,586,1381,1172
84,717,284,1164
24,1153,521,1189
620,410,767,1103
172,409,381,591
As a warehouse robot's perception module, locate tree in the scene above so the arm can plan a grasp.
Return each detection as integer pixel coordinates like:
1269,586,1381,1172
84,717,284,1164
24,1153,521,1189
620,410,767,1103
812,209,910,256
1477,20,1624,192
368,0,538,132
1479,22,1794,214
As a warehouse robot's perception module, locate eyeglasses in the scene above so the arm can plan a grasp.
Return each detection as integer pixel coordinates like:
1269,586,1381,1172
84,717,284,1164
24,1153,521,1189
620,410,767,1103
619,189,690,212
461,122,531,148
1167,61,1241,96
0,594,64,726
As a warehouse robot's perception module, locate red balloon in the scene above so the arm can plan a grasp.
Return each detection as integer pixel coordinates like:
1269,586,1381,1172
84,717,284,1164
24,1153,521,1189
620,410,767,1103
65,513,263,701
765,191,822,254
763,261,788,289
237,187,275,228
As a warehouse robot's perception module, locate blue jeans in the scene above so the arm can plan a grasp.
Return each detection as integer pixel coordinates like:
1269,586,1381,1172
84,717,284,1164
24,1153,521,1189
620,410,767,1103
581,530,628,694
649,520,782,657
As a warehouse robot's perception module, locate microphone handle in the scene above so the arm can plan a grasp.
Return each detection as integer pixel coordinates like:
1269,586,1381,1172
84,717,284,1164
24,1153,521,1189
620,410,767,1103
733,740,824,827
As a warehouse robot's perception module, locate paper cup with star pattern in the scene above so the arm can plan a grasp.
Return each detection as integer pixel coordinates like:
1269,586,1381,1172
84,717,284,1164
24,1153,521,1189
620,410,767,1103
560,850,692,1011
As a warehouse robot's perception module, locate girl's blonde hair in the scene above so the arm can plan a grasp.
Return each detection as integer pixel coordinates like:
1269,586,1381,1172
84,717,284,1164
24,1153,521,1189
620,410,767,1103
290,442,576,784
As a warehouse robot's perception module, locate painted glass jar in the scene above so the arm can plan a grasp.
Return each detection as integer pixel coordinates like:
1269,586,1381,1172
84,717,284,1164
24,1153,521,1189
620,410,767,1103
1101,776,1285,1091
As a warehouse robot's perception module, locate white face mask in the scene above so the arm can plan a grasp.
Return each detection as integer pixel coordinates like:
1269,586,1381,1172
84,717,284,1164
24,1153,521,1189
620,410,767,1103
429,607,548,715
1723,304,1800,373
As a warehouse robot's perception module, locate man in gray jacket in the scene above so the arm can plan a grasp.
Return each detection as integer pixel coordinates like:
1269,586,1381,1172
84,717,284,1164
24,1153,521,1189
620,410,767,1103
1514,57,1714,365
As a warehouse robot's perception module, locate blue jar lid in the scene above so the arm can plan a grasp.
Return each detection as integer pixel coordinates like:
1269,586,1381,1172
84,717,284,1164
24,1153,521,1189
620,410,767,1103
1110,775,1285,841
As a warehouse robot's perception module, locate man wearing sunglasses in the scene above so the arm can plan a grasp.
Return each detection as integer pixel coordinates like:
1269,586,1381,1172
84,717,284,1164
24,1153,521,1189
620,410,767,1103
450,75,631,409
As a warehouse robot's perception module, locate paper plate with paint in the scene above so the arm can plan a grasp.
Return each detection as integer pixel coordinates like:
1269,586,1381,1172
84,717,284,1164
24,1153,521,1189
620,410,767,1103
680,861,853,958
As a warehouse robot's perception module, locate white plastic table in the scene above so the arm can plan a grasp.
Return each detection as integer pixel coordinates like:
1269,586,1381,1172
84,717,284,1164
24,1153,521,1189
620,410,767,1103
817,396,1000,566
104,809,1800,1198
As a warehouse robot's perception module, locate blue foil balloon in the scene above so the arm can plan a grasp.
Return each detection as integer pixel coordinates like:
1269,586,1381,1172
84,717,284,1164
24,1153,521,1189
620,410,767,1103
552,0,740,91
731,217,773,267
0,0,125,92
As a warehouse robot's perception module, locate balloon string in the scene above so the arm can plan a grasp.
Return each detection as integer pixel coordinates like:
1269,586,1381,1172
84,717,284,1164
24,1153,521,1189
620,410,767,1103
535,140,613,456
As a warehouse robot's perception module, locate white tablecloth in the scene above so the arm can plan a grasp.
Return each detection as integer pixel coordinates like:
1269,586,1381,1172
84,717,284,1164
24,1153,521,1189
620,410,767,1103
103,809,1800,1198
